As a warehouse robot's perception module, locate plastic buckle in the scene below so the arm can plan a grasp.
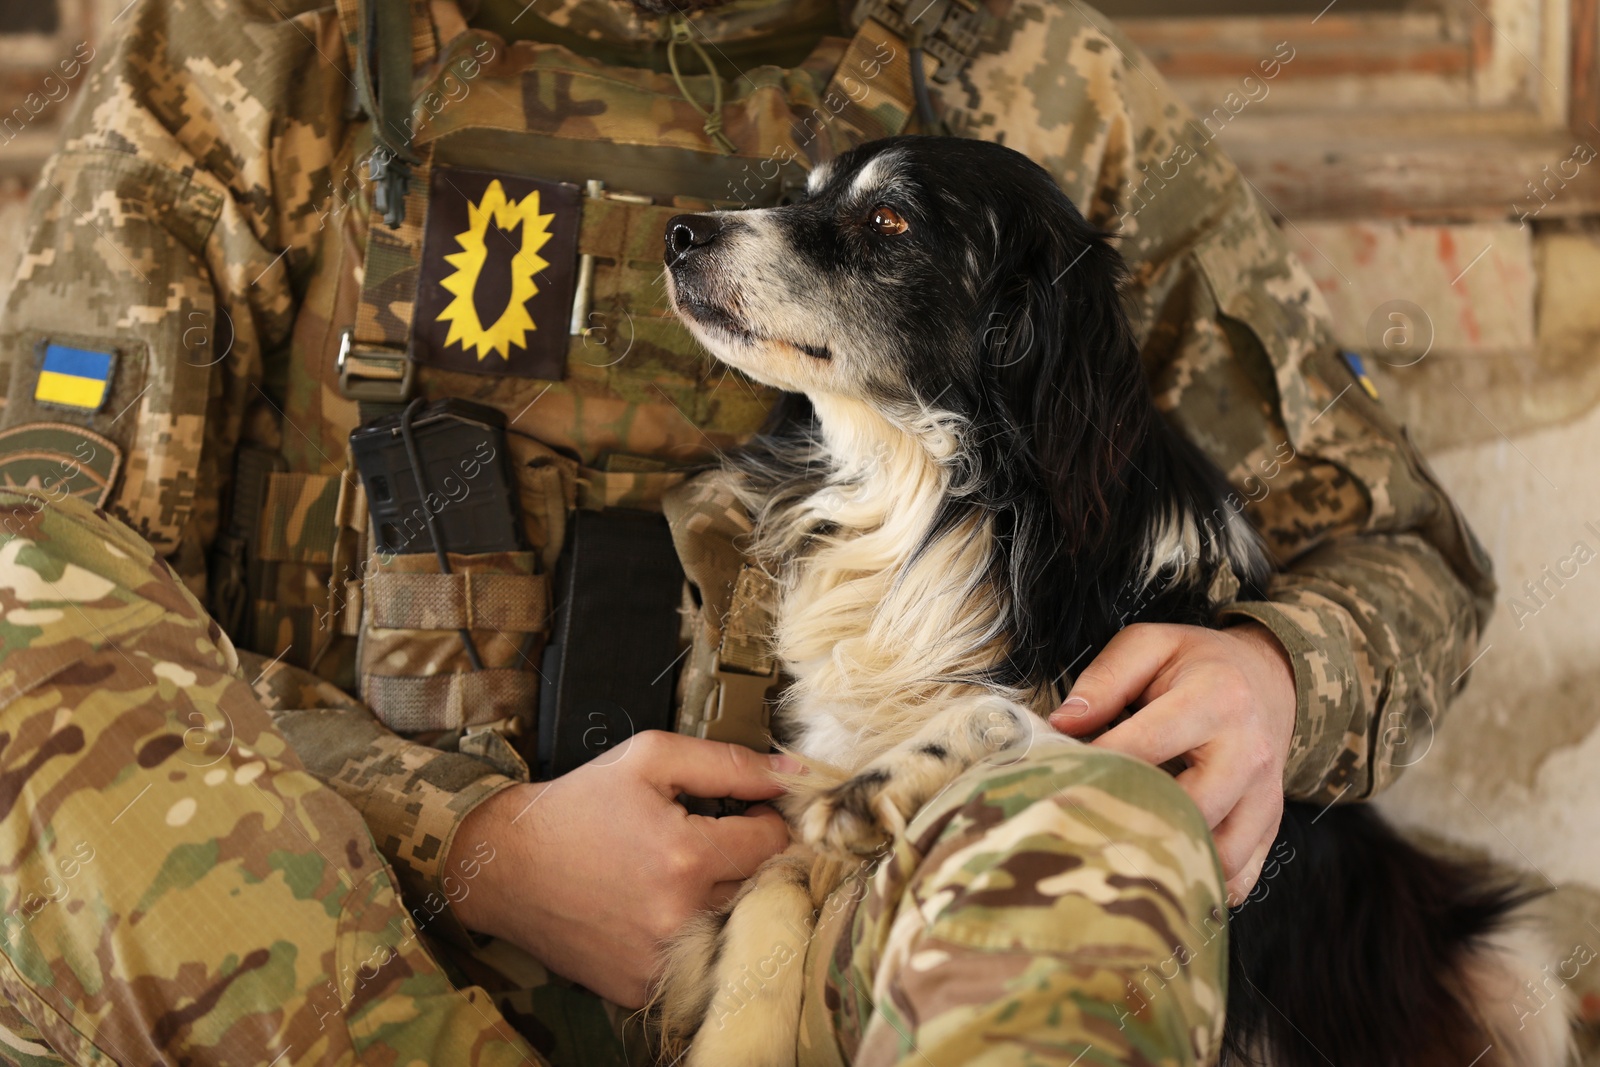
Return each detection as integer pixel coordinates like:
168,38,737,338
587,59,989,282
702,659,777,752
368,151,411,229
337,328,415,403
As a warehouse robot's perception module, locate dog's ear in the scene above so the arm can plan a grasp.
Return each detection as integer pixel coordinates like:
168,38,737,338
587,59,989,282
979,215,1151,556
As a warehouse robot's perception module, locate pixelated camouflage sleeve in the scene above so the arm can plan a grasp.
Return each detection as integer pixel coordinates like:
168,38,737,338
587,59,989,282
1134,200,1495,806
943,0,1494,807
1208,341,1497,805
0,0,352,564
0,0,518,935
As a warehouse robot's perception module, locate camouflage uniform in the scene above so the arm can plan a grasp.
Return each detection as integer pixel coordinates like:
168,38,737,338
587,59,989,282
0,0,1492,1062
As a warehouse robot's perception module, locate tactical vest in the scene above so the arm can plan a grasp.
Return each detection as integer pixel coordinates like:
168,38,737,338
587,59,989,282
204,0,997,776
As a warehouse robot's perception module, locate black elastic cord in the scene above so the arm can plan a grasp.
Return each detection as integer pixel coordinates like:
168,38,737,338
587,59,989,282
399,398,485,671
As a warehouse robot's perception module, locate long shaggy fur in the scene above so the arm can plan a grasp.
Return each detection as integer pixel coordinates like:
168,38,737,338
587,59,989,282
655,135,1569,1067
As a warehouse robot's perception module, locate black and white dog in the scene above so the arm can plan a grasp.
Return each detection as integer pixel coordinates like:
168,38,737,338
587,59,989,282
656,136,1569,1067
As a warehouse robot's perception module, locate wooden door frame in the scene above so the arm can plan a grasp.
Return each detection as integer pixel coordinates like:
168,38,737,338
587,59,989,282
1115,0,1600,219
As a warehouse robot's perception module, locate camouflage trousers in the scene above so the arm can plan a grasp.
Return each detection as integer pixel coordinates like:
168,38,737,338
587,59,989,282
0,491,1228,1065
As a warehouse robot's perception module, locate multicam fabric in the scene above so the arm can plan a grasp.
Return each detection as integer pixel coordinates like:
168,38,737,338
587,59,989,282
800,744,1229,1067
0,489,535,1064
0,0,1493,1061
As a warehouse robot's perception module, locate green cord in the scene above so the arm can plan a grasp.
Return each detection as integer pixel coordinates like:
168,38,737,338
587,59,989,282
667,15,738,155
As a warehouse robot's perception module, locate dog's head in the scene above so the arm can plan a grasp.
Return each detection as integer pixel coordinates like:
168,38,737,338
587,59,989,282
667,135,1135,390
664,135,1151,553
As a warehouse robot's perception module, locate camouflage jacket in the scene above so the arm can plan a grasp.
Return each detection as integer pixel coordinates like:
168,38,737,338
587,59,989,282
0,0,1494,942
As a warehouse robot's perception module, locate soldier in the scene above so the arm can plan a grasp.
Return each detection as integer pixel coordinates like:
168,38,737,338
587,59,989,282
0,0,1492,1063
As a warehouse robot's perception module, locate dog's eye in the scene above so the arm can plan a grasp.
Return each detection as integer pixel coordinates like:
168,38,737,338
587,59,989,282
869,205,909,236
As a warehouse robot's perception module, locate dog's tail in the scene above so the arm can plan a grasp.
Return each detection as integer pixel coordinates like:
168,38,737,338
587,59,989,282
1221,802,1572,1067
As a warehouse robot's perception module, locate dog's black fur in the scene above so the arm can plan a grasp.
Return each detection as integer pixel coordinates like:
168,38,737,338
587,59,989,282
667,136,1540,1066
1231,804,1536,1067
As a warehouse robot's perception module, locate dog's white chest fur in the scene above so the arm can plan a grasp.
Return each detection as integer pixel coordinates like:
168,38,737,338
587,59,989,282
762,395,1037,769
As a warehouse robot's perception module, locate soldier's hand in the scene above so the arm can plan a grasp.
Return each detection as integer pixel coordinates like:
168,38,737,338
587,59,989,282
1047,622,1297,906
446,730,791,1008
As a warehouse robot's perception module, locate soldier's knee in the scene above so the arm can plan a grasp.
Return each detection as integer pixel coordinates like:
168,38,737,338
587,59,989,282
0,487,177,611
1030,742,1210,833
915,741,1221,884
967,738,1202,809
888,742,1230,1051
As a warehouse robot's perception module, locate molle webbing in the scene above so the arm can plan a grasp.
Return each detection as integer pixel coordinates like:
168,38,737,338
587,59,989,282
258,472,342,563
694,563,780,752
340,0,430,399
347,153,737,358
333,0,990,366
352,156,433,355
209,442,285,644
663,477,780,753
364,670,540,732
303,0,998,747
336,3,935,366
247,472,340,665
358,548,550,733
849,0,994,84
366,570,549,632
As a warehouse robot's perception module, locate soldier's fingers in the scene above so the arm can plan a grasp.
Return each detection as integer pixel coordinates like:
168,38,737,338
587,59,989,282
1049,623,1183,736
1172,758,1251,830
691,806,791,882
1224,832,1277,908
1210,786,1282,893
640,731,788,800
1090,692,1218,767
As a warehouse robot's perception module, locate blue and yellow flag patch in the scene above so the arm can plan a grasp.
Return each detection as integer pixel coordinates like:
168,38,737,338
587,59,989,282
34,344,115,411
1339,349,1380,401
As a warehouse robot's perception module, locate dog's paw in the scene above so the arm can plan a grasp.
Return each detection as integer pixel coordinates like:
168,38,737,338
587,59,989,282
653,849,816,1067
794,750,957,857
790,699,1045,857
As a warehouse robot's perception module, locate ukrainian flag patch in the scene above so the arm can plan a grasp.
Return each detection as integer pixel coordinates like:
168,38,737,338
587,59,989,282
1339,349,1380,401
35,343,115,412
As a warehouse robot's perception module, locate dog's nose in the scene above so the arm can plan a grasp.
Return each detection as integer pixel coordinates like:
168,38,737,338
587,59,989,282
665,214,721,260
